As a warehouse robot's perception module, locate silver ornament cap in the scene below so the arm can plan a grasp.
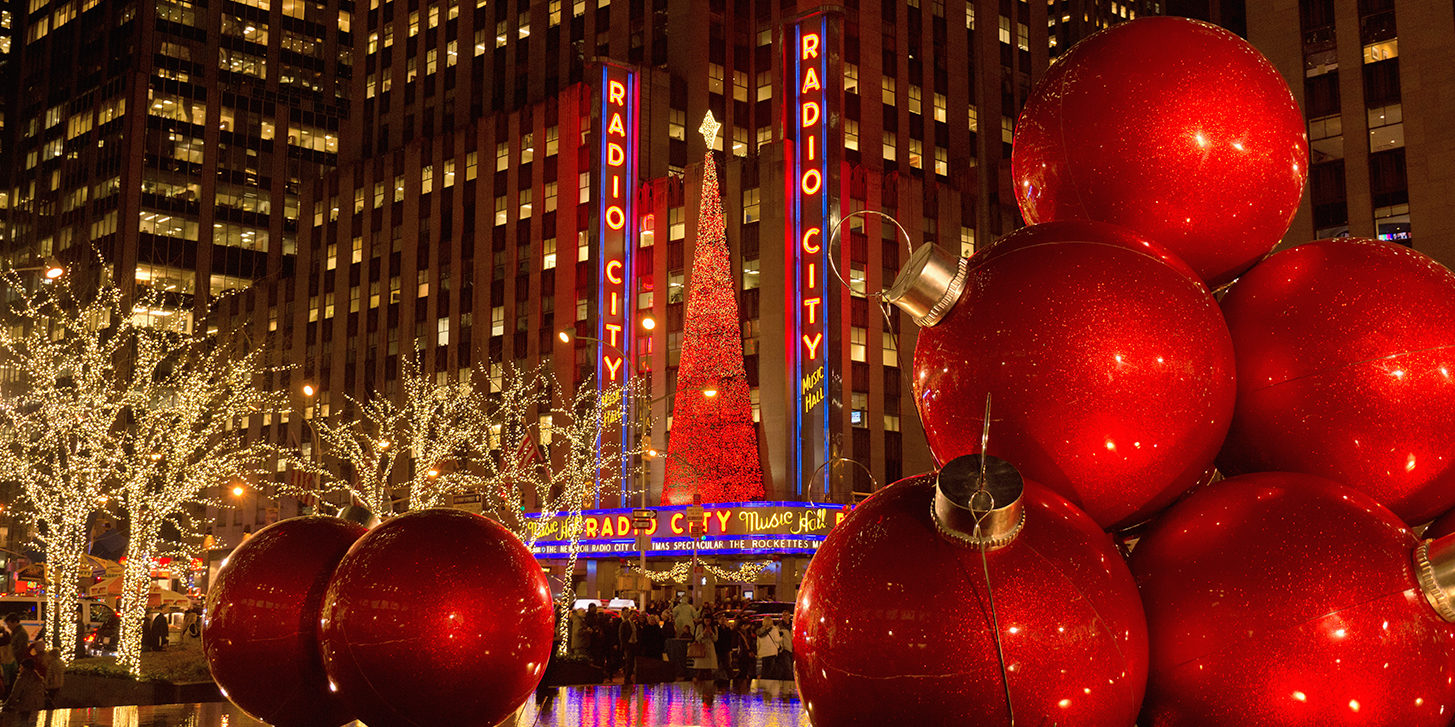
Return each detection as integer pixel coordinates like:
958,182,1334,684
933,453,1026,550
1416,533,1455,622
884,243,969,327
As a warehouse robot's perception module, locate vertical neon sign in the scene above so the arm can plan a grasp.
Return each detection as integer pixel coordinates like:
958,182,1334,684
787,16,831,497
598,62,638,506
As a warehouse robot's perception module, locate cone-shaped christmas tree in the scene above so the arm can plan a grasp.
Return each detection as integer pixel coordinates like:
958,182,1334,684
661,112,764,505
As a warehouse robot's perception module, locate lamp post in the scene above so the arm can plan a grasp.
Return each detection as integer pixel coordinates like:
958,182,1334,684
8,258,68,280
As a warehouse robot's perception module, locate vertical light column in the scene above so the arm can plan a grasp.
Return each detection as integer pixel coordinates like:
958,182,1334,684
597,62,639,506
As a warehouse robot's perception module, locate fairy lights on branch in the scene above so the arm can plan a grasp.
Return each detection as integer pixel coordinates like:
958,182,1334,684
0,257,282,672
628,561,769,584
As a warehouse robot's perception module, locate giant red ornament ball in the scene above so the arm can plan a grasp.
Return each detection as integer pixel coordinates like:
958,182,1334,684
794,455,1148,726
1011,17,1308,288
319,509,554,727
895,221,1235,529
204,516,367,727
1131,472,1455,726
1218,238,1455,525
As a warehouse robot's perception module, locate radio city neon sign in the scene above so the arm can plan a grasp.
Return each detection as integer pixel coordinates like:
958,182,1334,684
598,65,636,383
787,15,832,496
795,28,826,366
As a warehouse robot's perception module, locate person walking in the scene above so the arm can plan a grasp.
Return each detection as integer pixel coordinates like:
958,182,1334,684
568,608,588,656
39,650,62,711
0,625,14,698
181,607,201,644
1,616,25,694
0,652,43,727
672,598,698,639
688,616,718,682
757,615,792,679
618,609,640,685
149,611,169,652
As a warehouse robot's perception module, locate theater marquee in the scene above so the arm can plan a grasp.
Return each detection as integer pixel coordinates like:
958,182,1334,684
527,501,853,557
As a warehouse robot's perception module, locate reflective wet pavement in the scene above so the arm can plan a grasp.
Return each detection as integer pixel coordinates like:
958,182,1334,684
32,680,810,726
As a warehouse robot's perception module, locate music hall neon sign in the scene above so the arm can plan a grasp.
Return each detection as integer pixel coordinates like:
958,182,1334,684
787,16,831,496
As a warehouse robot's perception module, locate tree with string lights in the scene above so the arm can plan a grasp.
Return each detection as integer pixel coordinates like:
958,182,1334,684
0,262,281,671
112,328,285,674
296,351,489,518
0,268,127,663
661,111,764,505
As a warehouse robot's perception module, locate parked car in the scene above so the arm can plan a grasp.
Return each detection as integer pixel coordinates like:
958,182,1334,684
0,596,117,655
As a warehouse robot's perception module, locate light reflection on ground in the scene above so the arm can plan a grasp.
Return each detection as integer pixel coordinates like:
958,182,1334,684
33,680,810,727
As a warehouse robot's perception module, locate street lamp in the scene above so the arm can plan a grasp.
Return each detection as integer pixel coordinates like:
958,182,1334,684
9,258,67,280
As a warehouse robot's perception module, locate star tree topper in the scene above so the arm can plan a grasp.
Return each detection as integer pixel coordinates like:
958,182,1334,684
699,110,721,149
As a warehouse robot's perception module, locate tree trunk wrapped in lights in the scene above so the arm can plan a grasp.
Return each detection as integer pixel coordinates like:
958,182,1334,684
114,331,284,675
661,113,764,505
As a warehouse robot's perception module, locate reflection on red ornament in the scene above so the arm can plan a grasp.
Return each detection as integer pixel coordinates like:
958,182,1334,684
1131,472,1455,726
795,455,1147,725
1219,238,1455,525
888,222,1235,529
1011,17,1307,288
204,516,366,727
320,509,554,727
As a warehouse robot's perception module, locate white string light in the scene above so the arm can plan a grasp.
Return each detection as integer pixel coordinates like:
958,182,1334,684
0,260,281,672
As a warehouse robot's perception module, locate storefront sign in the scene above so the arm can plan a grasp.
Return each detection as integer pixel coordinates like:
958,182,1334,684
527,501,851,557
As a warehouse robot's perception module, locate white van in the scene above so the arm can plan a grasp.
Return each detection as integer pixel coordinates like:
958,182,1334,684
0,596,117,653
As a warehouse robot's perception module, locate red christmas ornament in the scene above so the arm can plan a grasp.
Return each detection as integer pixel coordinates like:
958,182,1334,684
1131,472,1455,726
1011,17,1308,288
794,455,1148,726
1218,238,1455,525
887,221,1235,529
320,509,553,727
204,516,366,727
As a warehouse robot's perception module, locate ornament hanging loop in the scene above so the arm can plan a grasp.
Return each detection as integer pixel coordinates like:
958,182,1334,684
826,209,918,298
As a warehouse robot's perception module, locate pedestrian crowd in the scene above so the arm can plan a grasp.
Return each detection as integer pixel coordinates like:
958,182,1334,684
0,613,65,727
564,596,794,686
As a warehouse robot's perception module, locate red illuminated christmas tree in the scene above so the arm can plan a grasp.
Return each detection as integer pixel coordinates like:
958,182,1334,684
661,112,764,505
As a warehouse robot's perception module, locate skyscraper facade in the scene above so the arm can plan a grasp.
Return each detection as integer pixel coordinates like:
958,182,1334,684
0,0,352,327
1246,0,1454,261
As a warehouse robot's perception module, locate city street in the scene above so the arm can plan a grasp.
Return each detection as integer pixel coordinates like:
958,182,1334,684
26,680,809,726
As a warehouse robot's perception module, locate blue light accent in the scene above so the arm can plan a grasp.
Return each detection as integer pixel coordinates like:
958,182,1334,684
814,14,830,503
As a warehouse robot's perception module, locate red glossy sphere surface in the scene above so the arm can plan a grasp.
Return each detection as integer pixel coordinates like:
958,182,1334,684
914,222,1235,529
1219,238,1455,524
1012,17,1308,288
1425,508,1455,540
320,509,553,727
794,473,1148,726
1131,472,1455,727
204,516,367,727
